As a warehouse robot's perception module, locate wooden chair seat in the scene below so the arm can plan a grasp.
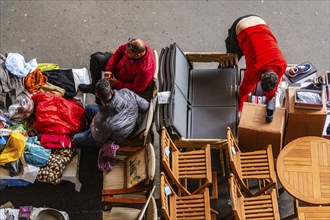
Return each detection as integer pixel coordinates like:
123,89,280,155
239,149,274,179
103,186,157,220
227,127,277,196
102,144,156,207
161,127,212,195
174,137,229,176
103,207,140,220
160,172,211,220
102,157,146,200
229,174,280,220
296,199,330,220
297,206,330,220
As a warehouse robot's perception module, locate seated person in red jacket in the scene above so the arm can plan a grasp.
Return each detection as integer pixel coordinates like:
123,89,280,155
79,38,156,101
225,15,287,111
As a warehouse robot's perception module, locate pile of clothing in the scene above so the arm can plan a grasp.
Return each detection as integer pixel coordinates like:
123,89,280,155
0,52,90,188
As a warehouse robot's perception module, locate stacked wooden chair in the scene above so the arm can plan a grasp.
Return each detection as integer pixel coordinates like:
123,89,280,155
174,136,229,177
161,127,213,196
228,173,280,220
226,127,280,219
227,127,277,196
160,172,212,220
160,126,220,219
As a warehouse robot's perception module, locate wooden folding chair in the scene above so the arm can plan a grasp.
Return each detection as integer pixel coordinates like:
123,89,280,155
229,174,280,220
102,143,156,210
227,127,277,196
161,127,212,196
160,172,211,220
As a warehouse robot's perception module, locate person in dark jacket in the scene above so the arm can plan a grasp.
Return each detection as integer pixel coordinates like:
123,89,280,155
73,79,149,149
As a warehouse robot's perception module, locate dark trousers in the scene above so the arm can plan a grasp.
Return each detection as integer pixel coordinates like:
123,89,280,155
90,52,112,86
72,105,99,149
225,14,259,61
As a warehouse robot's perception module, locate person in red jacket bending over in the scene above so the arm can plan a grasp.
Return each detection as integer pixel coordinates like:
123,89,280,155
79,38,156,101
225,15,287,112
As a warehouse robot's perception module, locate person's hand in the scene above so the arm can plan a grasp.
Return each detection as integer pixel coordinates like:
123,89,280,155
103,71,113,80
109,76,118,87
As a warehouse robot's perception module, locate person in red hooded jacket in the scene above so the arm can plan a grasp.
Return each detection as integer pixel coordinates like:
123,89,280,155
79,38,156,101
225,15,287,111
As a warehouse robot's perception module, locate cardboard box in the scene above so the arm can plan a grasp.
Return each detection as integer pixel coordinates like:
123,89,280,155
238,102,286,158
284,87,327,145
295,89,323,110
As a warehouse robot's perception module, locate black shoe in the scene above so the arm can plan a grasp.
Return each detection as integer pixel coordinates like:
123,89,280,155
78,84,95,94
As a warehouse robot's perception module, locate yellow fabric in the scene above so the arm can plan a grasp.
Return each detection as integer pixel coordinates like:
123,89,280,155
37,63,60,72
0,132,26,165
39,82,66,96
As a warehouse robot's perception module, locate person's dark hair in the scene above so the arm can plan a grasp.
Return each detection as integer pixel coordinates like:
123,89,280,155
95,79,112,103
260,71,278,92
127,38,146,54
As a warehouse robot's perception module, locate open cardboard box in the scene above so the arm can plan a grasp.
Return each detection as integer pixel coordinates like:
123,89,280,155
284,87,327,145
295,89,323,110
238,102,286,158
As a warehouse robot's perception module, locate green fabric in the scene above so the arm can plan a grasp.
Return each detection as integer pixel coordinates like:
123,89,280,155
38,63,60,72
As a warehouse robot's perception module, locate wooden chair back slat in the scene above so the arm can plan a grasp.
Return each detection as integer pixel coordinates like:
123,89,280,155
229,174,280,220
161,127,212,196
160,172,211,220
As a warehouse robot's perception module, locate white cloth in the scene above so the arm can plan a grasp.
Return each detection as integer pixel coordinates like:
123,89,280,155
5,53,38,78
72,68,90,91
0,164,39,183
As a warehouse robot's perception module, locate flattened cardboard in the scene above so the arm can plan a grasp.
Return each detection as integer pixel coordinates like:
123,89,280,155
284,87,327,144
238,103,286,158
125,147,147,188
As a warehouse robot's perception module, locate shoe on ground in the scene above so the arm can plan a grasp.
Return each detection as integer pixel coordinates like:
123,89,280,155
78,84,95,94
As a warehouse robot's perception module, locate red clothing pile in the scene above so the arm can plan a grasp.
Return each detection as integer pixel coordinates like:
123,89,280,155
237,24,287,111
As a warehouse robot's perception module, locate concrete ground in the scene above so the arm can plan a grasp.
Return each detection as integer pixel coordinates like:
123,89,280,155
0,1,329,75
0,1,329,220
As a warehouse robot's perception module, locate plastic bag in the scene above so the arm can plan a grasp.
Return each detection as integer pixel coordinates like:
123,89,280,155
8,90,34,123
24,140,51,167
296,91,322,104
2,158,22,176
